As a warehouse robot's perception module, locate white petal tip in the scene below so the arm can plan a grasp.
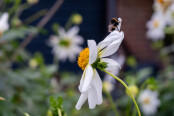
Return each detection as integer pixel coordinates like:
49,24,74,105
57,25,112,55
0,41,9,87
75,106,81,110
89,106,96,109
97,101,103,105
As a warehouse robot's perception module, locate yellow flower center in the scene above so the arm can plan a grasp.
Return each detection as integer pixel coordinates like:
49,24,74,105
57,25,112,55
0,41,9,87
153,20,159,28
143,98,150,105
77,48,89,70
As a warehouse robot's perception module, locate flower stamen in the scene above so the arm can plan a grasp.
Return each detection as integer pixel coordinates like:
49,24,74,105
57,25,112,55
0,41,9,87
77,48,89,70
143,98,150,105
153,20,159,28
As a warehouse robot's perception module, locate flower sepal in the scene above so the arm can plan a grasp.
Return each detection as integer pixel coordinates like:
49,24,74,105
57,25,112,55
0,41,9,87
91,58,108,71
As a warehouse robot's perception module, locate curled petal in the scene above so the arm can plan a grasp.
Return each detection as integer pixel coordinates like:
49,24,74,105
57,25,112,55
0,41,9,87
99,33,124,57
88,40,98,64
76,93,88,110
97,31,123,51
81,65,94,93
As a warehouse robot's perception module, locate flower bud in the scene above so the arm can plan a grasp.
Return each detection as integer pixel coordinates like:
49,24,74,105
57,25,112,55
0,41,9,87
126,85,139,97
12,18,22,27
29,59,38,69
27,0,39,4
72,14,83,24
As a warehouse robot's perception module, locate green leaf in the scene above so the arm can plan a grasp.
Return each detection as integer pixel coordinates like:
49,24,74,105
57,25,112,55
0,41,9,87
57,97,63,106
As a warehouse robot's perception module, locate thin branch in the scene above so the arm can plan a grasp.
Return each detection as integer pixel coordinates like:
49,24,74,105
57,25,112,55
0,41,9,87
10,0,64,63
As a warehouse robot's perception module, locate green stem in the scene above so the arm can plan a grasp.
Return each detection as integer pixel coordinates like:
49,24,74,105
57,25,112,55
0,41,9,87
65,15,73,30
103,88,120,116
132,107,137,116
126,100,131,116
104,70,141,116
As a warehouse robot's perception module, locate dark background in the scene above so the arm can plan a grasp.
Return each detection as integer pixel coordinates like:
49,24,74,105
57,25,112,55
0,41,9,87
21,0,107,71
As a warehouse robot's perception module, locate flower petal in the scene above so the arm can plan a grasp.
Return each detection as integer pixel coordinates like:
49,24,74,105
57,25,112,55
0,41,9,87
49,35,59,46
99,35,124,57
88,40,98,64
92,70,103,105
101,58,121,72
58,27,66,37
117,18,122,31
88,86,97,109
97,31,124,51
81,65,94,93
74,36,84,44
67,26,80,36
78,67,87,92
75,93,88,110
0,12,9,32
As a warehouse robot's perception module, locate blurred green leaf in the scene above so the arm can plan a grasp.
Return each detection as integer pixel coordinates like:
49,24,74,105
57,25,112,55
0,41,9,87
152,40,164,50
165,26,174,34
49,96,65,116
57,97,63,106
0,27,38,43
126,56,137,68
52,23,59,35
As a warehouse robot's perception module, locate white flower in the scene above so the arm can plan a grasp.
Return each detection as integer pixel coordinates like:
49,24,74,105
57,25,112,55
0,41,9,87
49,26,84,62
0,13,9,35
138,89,160,115
76,27,124,109
146,12,166,40
165,3,174,25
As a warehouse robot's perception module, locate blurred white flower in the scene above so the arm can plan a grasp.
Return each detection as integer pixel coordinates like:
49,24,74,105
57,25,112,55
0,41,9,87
138,89,160,115
103,80,114,92
165,3,174,25
49,26,84,62
76,27,124,109
146,12,166,40
0,12,9,36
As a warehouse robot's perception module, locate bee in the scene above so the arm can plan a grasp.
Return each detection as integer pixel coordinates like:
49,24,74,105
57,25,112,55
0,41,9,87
108,17,121,32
